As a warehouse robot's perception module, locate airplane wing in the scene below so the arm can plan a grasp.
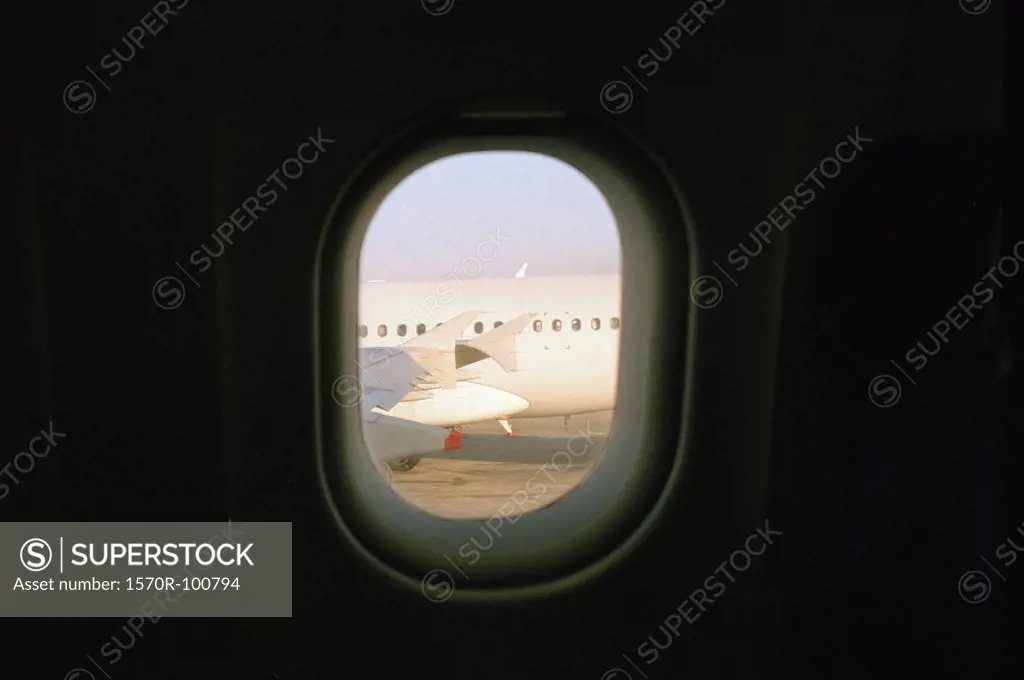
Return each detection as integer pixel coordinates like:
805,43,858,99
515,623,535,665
357,310,481,408
414,367,482,389
349,310,504,466
458,312,535,372
402,309,480,388
404,309,480,351
361,410,448,465
357,348,426,412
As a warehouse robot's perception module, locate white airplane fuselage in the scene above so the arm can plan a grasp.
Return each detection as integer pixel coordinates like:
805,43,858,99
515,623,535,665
358,274,621,427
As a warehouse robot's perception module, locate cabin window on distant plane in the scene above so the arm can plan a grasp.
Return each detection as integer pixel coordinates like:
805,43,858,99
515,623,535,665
474,321,484,334
378,324,387,337
397,324,407,337
533,320,543,332
571,318,581,332
610,317,620,330
416,323,426,335
552,319,562,332
358,325,368,338
591,318,601,330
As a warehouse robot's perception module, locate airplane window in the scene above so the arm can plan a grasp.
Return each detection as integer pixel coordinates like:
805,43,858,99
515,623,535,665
591,318,600,330
358,325,368,338
355,149,624,527
610,317,620,330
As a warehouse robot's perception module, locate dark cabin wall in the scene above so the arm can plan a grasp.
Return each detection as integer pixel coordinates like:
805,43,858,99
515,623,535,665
11,0,1005,677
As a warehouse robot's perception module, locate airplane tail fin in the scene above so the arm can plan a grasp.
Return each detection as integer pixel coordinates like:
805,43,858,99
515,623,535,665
514,262,528,278
462,313,535,372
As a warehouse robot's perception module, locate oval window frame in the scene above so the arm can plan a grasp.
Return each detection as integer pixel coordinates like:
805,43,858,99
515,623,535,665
314,106,693,600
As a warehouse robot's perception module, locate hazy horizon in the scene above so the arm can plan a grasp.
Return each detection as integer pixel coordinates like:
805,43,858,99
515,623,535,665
359,151,621,282
360,271,622,283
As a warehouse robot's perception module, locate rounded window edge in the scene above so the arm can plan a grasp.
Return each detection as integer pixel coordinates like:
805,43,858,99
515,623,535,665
314,110,692,598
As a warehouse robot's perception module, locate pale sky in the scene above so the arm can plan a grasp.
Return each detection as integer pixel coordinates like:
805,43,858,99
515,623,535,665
359,151,621,281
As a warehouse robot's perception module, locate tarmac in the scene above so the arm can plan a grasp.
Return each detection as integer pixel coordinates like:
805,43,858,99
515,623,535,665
385,410,613,520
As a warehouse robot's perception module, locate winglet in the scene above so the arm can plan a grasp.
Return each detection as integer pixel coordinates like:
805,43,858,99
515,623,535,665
462,313,535,372
401,310,481,388
403,310,480,351
514,262,528,278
